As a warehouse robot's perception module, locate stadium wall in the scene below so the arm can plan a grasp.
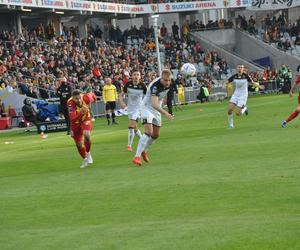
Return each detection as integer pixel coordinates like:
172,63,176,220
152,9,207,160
192,30,263,72
234,29,300,76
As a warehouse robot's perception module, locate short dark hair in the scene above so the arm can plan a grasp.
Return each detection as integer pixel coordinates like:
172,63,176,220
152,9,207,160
72,89,82,96
132,68,141,74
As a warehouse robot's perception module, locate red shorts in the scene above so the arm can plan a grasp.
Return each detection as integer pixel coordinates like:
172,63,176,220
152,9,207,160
71,121,92,143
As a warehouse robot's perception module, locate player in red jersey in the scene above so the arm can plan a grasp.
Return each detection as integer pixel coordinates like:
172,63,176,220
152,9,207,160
282,73,300,128
68,90,97,168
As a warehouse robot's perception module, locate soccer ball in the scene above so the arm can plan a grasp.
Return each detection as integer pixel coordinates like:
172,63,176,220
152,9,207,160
180,63,196,77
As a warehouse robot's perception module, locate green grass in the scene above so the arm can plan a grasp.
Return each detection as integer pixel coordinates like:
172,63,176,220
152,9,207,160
0,94,300,250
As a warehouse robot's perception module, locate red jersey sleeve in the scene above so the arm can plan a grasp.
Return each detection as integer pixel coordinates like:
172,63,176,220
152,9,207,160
83,92,97,105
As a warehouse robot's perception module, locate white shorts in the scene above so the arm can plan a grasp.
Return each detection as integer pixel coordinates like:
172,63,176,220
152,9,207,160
140,108,162,127
128,111,140,121
230,94,248,108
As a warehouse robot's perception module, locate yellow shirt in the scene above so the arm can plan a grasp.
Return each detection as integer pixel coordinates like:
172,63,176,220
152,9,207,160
102,84,117,103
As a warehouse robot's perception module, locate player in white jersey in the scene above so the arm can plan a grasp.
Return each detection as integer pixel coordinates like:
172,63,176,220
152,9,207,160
119,69,147,152
133,69,174,166
223,65,263,128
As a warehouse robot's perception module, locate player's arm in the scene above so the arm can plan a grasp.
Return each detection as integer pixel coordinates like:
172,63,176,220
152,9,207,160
248,75,265,90
223,75,234,89
118,91,127,109
118,83,127,108
222,80,228,89
151,95,173,121
83,92,97,104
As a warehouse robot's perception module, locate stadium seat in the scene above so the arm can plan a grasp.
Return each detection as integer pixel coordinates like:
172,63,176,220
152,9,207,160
8,107,23,127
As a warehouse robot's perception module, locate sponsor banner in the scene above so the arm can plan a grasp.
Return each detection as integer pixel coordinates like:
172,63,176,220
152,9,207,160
68,0,92,11
6,0,36,7
230,0,252,8
40,0,66,9
158,1,224,12
5,0,292,14
92,2,152,14
37,120,67,133
249,0,300,9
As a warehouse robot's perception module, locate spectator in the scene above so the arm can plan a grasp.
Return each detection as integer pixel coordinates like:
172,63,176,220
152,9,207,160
172,21,179,39
57,78,72,134
295,34,300,45
22,98,40,126
94,85,102,98
0,98,6,117
160,23,168,38
26,86,38,99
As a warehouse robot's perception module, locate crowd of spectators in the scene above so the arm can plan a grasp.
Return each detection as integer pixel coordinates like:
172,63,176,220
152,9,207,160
0,25,161,100
247,64,293,93
238,14,300,53
0,19,234,101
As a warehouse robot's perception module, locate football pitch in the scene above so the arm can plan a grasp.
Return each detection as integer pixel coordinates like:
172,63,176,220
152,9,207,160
1,94,299,250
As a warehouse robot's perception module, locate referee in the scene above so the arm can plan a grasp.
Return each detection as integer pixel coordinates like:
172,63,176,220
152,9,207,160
102,77,118,125
57,77,72,134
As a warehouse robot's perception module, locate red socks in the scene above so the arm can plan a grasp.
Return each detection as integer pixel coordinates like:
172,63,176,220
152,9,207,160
286,110,299,123
76,140,91,159
78,146,87,159
84,140,91,153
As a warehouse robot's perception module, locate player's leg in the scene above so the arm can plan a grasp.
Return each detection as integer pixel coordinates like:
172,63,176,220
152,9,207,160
105,103,111,125
127,118,138,151
141,124,160,163
282,104,300,128
135,123,153,157
133,111,154,166
239,96,248,116
236,106,242,116
71,126,89,168
132,112,142,138
111,102,117,124
83,121,93,164
227,102,236,128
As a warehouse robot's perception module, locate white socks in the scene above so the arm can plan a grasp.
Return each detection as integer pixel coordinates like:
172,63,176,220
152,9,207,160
228,113,233,128
241,106,247,115
128,128,135,147
128,129,142,147
144,136,155,153
135,134,150,157
135,129,142,138
135,134,156,157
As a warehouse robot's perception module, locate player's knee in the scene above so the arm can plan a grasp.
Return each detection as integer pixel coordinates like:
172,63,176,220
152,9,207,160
84,135,91,142
296,107,300,112
152,135,159,140
236,111,241,116
145,132,152,137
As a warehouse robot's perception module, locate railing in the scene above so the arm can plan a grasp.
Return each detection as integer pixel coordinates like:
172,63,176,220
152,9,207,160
238,28,300,60
191,31,265,73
